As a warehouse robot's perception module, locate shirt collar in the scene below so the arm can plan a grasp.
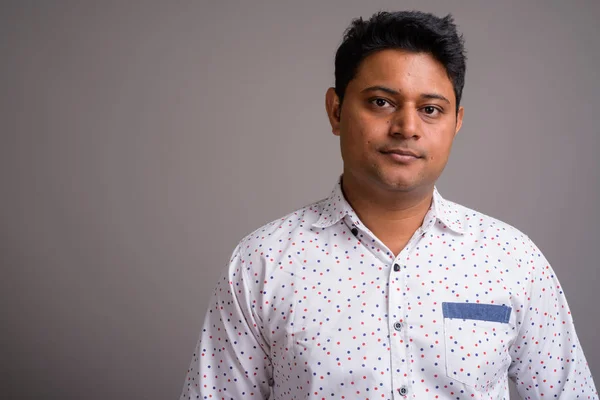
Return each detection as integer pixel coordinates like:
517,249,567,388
430,186,467,234
312,179,466,235
312,179,358,229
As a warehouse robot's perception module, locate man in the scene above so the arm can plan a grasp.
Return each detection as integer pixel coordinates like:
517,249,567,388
181,11,597,399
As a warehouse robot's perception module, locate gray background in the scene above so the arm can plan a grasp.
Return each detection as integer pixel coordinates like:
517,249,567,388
1,1,599,399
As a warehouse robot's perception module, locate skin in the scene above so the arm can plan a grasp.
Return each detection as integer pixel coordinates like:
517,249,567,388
325,49,464,256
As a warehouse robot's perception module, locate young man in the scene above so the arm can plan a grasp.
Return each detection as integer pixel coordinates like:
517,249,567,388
181,11,597,399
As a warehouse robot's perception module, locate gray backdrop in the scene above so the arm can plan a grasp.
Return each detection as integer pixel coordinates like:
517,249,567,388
1,1,599,399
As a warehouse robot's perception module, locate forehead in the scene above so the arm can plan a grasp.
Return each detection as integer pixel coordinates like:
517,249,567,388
351,49,454,99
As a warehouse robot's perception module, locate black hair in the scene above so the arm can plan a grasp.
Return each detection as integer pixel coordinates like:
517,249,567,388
334,11,467,109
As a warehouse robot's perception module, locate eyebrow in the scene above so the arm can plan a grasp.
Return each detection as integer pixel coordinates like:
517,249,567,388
361,85,451,104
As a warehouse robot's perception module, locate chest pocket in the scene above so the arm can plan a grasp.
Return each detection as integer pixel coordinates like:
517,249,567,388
442,302,513,390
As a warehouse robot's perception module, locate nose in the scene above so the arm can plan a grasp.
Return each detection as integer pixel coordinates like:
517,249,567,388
389,106,420,139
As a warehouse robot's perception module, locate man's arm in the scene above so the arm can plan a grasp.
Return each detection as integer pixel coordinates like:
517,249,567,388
508,237,597,399
180,245,272,399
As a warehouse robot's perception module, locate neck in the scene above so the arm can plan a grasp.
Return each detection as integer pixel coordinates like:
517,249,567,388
341,173,434,256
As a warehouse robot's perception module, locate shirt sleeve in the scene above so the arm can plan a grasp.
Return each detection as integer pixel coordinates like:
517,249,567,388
180,244,273,399
508,236,597,399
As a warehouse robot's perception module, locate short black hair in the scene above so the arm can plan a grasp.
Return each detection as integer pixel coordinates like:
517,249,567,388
334,11,467,109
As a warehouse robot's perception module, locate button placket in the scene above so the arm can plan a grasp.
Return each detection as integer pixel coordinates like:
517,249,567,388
389,227,427,399
389,258,409,398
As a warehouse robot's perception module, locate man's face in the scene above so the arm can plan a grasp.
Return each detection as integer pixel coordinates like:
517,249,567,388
326,49,464,194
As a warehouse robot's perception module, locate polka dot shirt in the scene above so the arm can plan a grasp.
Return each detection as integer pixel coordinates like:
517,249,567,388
181,180,597,399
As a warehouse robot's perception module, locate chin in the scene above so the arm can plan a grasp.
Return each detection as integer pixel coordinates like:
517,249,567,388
375,165,436,192
374,175,419,192
386,182,419,192
348,166,429,193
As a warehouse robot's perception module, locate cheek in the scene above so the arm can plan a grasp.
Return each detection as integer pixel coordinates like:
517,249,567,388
342,120,374,149
343,108,385,137
426,129,455,162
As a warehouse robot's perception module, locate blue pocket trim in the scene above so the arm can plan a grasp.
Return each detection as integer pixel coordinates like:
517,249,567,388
442,302,511,323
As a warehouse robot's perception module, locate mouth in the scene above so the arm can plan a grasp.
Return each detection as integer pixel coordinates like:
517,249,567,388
380,148,422,163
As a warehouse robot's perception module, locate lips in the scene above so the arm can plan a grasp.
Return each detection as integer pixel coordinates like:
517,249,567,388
381,149,421,158
380,148,422,164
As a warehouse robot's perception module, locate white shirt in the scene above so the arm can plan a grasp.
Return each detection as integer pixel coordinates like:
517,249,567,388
181,180,597,399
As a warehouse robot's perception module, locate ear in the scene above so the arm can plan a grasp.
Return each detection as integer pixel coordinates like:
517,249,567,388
453,106,464,138
325,87,342,136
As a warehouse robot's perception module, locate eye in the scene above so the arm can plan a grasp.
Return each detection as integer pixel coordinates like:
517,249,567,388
370,98,393,108
421,106,442,116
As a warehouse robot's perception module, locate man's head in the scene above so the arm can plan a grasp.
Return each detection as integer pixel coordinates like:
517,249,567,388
325,11,466,195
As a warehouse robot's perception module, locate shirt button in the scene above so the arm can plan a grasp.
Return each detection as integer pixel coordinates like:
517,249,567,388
393,264,400,271
351,228,358,236
393,322,403,331
398,386,408,396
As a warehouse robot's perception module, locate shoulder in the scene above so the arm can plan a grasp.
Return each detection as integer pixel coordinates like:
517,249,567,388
445,196,547,264
442,195,527,238
233,197,328,259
